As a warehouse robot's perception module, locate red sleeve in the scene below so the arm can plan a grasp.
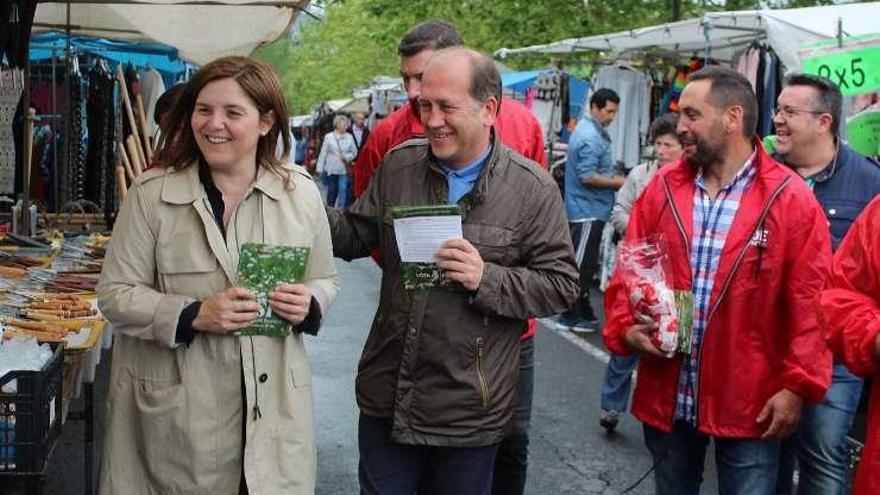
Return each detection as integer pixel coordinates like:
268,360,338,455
353,123,388,198
779,189,833,403
820,196,880,378
529,118,548,169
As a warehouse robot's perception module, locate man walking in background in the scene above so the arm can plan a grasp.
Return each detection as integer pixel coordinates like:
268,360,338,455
557,88,624,333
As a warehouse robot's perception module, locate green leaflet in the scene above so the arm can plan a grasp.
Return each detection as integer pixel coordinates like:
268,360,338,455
235,243,310,338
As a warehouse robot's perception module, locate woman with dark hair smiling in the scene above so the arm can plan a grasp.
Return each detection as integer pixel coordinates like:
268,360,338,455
97,56,338,495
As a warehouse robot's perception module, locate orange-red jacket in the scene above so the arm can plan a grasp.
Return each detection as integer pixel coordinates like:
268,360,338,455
820,195,880,495
353,98,547,197
603,138,832,437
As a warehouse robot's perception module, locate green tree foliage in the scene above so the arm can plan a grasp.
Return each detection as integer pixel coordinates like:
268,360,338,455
253,0,840,114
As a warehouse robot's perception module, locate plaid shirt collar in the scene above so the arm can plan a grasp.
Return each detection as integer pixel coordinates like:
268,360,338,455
694,149,758,193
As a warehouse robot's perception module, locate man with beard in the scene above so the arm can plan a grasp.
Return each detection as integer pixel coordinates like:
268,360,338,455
350,20,547,495
603,66,833,494
772,74,880,495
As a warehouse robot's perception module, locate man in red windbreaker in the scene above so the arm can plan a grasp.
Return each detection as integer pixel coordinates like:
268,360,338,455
603,67,832,494
352,20,547,495
820,195,880,495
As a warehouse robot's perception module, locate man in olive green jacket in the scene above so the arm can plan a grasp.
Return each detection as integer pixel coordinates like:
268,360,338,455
328,47,578,494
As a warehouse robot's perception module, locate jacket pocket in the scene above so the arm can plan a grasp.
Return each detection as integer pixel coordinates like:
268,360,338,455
464,223,517,265
287,333,312,389
475,337,490,408
156,251,220,297
823,200,863,248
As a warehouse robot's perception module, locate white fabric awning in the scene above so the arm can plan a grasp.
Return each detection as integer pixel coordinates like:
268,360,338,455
495,3,880,71
34,0,310,65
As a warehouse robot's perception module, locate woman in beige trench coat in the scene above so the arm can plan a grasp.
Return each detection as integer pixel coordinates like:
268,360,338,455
97,57,338,495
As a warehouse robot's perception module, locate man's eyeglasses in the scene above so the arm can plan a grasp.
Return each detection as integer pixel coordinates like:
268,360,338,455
772,106,826,119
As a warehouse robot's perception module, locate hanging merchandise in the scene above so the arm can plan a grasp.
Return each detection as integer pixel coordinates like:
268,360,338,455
85,61,117,212
661,58,704,115
138,67,165,139
531,71,563,142
62,58,87,206
0,68,24,195
0,0,38,69
592,63,651,170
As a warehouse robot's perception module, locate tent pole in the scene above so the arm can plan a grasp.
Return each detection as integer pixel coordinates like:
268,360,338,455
837,17,843,48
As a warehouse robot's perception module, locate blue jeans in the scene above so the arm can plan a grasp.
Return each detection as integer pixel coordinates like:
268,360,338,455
492,337,534,495
358,414,500,495
325,173,350,208
644,421,781,495
777,362,863,495
600,354,638,413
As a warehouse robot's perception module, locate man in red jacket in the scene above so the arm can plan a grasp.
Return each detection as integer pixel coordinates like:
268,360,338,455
351,20,547,495
603,66,832,494
820,196,880,495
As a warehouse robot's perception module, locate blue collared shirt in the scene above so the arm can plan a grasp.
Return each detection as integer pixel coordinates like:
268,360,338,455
564,117,615,221
439,147,492,204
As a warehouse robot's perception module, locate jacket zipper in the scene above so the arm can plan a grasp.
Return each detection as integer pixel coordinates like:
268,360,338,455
694,176,791,427
661,177,693,425
475,337,490,408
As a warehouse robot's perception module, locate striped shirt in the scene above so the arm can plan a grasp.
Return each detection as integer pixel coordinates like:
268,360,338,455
676,153,757,423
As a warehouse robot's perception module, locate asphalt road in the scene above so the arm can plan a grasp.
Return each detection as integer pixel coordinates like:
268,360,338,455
42,258,723,494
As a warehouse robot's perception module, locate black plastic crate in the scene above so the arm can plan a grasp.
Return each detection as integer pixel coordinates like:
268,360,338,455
0,344,63,475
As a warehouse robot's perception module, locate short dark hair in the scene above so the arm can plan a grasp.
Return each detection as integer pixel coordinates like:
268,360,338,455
589,88,620,110
650,114,680,142
398,20,464,57
687,66,757,138
784,73,843,136
154,83,185,129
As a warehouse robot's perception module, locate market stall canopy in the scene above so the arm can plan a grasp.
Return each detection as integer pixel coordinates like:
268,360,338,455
495,2,880,72
33,0,310,65
30,32,192,83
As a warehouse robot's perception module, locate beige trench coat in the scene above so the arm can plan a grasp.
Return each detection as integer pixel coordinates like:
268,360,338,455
97,163,338,495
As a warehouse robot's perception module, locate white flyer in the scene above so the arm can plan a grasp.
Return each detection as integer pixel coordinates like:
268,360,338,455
393,215,463,263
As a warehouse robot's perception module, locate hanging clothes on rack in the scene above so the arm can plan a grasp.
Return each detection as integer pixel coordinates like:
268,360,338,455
0,0,38,69
85,61,117,212
0,68,24,194
738,44,782,137
592,62,651,170
63,58,87,205
139,67,165,139
531,71,563,142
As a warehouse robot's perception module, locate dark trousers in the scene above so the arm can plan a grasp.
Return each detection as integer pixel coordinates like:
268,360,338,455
326,173,343,207
562,219,605,320
644,420,781,495
491,337,535,495
358,414,500,495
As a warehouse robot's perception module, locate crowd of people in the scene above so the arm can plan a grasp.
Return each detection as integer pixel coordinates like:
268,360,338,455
93,16,880,495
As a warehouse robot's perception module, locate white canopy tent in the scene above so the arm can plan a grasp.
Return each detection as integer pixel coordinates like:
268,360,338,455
33,0,311,65
495,2,880,72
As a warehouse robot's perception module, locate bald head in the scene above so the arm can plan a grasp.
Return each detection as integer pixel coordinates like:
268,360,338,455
418,47,500,168
426,47,502,107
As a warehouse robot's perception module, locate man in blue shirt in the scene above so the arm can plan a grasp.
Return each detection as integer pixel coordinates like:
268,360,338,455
773,73,880,495
558,88,624,332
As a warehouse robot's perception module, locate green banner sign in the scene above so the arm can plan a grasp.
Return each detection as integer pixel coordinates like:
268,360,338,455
800,34,880,96
846,110,880,158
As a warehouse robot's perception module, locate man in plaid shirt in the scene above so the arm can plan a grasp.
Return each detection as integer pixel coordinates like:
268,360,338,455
602,67,832,495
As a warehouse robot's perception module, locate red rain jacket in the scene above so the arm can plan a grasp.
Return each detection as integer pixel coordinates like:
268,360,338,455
603,138,833,437
820,195,880,495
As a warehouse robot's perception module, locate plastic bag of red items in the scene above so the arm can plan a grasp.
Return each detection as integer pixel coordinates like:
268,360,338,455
616,238,679,356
